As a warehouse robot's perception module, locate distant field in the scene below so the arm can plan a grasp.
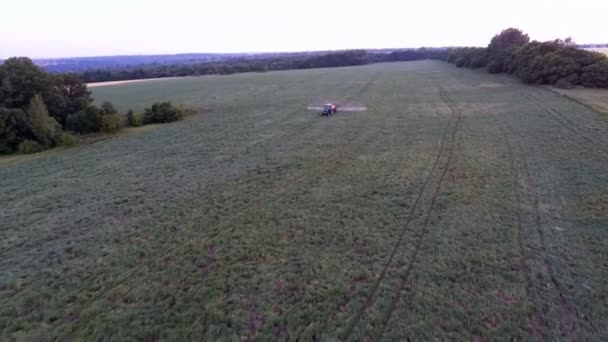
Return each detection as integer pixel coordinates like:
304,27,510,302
586,47,608,55
2,61,608,340
87,77,184,88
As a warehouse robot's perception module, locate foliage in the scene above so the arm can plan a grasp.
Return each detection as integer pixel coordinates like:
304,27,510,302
445,28,608,88
143,102,183,124
0,95,61,153
100,101,117,114
99,113,122,133
17,139,46,154
65,105,103,134
0,107,29,153
25,94,62,147
58,132,79,147
126,110,142,127
0,57,91,126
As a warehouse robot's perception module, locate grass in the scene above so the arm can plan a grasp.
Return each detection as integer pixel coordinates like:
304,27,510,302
1,61,608,340
548,86,608,115
0,125,159,167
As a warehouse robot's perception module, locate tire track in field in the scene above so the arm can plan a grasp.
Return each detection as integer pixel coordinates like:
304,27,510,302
524,93,608,156
373,85,462,339
308,103,440,340
339,85,460,340
498,118,581,340
238,75,381,340
42,73,380,334
497,123,545,341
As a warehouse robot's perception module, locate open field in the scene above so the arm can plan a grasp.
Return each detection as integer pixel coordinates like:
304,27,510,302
549,86,608,115
2,61,608,340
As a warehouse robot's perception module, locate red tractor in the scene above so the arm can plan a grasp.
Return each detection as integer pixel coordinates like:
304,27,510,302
322,103,338,116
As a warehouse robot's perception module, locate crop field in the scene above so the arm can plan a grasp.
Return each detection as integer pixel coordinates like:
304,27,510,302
1,61,608,340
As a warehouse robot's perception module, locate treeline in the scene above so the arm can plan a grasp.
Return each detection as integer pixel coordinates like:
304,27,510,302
80,50,368,82
79,49,447,83
445,28,608,88
0,57,190,154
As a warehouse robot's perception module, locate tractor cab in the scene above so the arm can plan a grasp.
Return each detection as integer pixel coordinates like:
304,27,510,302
322,103,337,116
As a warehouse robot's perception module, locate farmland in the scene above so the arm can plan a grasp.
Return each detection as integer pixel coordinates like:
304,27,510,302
1,61,608,340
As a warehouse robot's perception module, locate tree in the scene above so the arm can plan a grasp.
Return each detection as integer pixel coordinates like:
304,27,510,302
488,28,530,52
0,57,51,109
0,57,92,127
143,102,183,124
45,73,91,125
0,107,30,153
100,101,117,114
487,28,530,73
66,105,103,134
25,94,62,147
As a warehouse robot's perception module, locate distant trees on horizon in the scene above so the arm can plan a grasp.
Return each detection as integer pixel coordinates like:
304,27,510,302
445,28,608,88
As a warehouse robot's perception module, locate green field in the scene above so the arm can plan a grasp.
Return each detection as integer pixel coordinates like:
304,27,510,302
2,61,608,340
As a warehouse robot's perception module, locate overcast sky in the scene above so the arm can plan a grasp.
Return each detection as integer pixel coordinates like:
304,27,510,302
1,0,606,58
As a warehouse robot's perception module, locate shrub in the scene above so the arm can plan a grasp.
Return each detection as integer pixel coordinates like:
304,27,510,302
580,61,608,88
99,113,122,133
143,102,183,124
66,105,102,134
0,107,30,154
58,132,79,147
17,139,45,154
126,110,142,127
25,94,62,147
554,78,575,89
100,101,117,115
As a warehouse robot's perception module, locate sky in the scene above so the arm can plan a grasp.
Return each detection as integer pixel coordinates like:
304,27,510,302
1,0,607,59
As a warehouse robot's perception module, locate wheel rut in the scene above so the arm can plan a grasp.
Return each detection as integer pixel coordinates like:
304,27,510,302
340,85,461,340
497,117,582,340
524,93,608,156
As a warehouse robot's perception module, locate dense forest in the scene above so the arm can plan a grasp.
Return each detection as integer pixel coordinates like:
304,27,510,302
445,28,608,88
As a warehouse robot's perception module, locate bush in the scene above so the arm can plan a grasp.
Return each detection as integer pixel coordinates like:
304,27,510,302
100,101,117,115
99,113,122,133
0,107,30,153
25,94,62,147
58,132,79,147
0,95,61,153
554,78,575,89
66,105,102,133
126,110,142,127
143,102,183,124
17,139,46,154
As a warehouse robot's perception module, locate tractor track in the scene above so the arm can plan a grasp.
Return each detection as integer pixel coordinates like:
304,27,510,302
498,123,545,341
498,118,582,340
373,85,462,339
524,93,608,156
42,74,380,333
339,85,460,340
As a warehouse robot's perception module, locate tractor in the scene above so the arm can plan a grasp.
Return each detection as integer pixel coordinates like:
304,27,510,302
322,103,338,116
